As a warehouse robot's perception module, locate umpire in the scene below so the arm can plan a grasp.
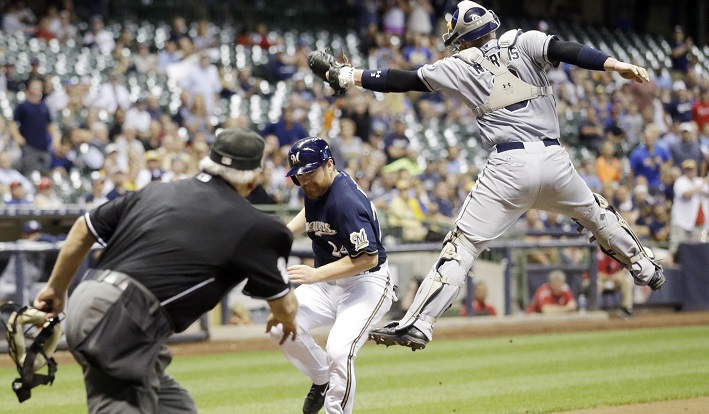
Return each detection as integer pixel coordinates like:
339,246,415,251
33,128,299,413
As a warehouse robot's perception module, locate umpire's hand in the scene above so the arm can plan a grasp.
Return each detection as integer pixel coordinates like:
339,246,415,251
266,314,298,345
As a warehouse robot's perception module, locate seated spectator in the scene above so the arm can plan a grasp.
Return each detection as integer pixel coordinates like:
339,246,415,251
384,118,410,164
135,150,165,189
526,270,577,315
261,107,308,148
595,140,622,184
629,124,672,193
5,181,32,205
461,280,497,317
386,178,428,242
0,151,33,194
577,109,605,155
123,98,153,139
82,16,115,55
648,203,671,243
578,158,603,193
596,248,634,317
84,174,108,207
157,39,182,73
49,139,74,176
161,153,191,182
670,122,704,171
105,167,131,201
33,177,62,208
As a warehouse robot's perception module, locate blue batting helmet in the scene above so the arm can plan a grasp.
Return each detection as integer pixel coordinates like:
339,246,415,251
286,137,334,186
443,1,500,47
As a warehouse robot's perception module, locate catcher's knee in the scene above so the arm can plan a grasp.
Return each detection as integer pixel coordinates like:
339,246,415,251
398,230,475,327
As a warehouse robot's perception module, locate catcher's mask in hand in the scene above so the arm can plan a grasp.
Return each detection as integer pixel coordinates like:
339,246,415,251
1,303,62,403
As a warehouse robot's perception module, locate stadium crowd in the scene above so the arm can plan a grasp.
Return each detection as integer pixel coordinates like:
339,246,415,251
0,0,708,258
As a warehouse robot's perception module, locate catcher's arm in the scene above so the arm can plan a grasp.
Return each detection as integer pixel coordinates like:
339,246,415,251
308,50,429,95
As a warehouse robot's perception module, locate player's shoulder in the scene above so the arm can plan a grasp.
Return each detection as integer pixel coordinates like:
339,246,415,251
515,29,554,47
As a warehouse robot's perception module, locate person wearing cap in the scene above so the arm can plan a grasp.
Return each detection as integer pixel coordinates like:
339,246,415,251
33,128,298,413
269,137,393,414
669,158,709,257
669,122,704,173
135,150,165,189
5,180,32,205
33,176,62,208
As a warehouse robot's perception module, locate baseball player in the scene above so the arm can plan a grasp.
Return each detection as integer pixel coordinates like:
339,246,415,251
269,137,394,414
32,128,298,413
308,0,665,350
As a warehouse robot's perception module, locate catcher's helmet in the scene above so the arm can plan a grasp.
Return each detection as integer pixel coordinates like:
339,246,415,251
443,1,500,47
286,137,334,186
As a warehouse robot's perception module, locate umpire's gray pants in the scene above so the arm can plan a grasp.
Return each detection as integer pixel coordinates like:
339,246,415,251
65,279,197,414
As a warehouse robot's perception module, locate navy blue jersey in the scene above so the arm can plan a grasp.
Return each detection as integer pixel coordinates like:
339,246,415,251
304,170,386,269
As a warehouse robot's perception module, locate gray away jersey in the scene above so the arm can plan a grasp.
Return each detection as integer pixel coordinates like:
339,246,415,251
418,30,560,151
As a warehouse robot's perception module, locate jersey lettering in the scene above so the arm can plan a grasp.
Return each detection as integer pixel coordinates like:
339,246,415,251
509,46,520,60
306,221,337,236
350,228,370,251
488,53,500,67
327,241,348,257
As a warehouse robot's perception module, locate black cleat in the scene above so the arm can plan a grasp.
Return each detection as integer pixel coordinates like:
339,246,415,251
369,325,428,351
302,382,328,414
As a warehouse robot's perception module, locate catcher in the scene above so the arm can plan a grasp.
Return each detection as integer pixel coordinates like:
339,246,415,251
308,0,664,351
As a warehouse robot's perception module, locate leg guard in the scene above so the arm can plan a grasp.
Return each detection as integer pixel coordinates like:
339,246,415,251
396,229,476,338
581,194,665,290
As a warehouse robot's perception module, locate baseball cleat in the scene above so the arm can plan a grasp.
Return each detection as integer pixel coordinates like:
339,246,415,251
369,325,428,351
302,382,328,414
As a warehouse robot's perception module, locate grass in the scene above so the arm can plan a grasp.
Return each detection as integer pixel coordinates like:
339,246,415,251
0,325,708,413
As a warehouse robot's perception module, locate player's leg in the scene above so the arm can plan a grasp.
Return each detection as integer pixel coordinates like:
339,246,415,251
324,277,393,414
269,283,335,413
270,284,335,382
371,153,535,349
534,147,664,290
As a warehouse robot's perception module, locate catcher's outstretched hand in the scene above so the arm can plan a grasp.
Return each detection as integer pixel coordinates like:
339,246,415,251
604,59,650,83
308,50,352,96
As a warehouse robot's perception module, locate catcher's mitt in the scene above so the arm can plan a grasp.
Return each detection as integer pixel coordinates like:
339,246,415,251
308,50,352,96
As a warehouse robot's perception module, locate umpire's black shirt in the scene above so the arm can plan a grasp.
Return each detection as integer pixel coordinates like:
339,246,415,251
85,173,293,332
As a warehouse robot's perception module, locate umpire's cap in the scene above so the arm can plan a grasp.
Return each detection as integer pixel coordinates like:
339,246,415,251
209,128,265,170
285,137,334,186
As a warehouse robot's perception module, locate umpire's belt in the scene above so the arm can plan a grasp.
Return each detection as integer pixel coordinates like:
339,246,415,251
84,269,168,321
495,138,560,153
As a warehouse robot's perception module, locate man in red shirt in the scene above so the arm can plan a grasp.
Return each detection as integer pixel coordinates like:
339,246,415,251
526,270,577,314
460,280,497,316
691,88,709,132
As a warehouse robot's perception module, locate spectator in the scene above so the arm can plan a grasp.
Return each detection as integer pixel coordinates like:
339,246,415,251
54,10,78,43
387,178,428,242
181,54,221,116
669,25,693,79
595,140,622,184
461,280,497,316
105,167,131,201
261,107,308,148
193,20,217,50
84,174,108,207
629,124,672,192
384,118,410,164
578,158,603,193
577,108,606,155
82,16,115,55
526,270,577,314
6,181,32,205
691,87,709,132
669,159,708,256
333,118,364,164
596,248,634,317
0,151,33,194
131,43,158,74
157,39,182,73
670,122,704,171
89,72,131,114
123,99,153,139
49,138,74,176
135,150,164,189
9,78,61,174
33,177,62,208
666,86,694,124
648,202,671,243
